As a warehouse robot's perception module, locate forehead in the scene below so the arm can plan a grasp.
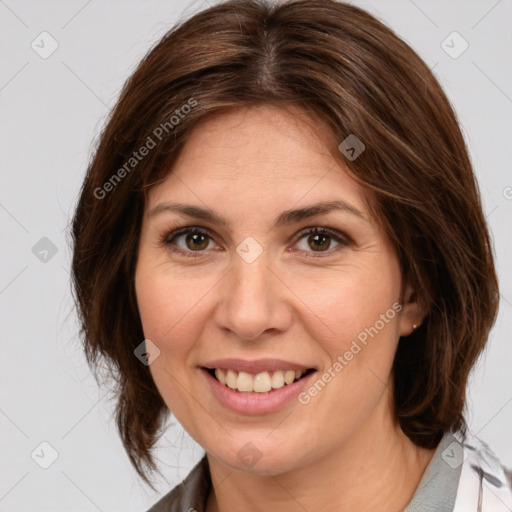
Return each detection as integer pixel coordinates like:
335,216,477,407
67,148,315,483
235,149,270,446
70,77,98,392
175,104,337,175
148,105,369,218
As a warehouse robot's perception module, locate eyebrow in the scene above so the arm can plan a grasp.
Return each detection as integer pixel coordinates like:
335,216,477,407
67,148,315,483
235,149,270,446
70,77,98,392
149,200,367,228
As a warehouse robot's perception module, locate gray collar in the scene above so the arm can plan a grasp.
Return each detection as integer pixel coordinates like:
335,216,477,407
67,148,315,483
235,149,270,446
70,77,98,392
404,430,462,512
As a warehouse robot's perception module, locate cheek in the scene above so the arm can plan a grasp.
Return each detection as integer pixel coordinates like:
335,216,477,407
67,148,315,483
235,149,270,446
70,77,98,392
135,266,212,421
135,264,213,355
288,259,402,352
293,270,402,432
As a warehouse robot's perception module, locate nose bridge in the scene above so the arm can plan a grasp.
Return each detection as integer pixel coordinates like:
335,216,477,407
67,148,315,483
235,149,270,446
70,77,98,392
214,248,291,340
234,254,272,303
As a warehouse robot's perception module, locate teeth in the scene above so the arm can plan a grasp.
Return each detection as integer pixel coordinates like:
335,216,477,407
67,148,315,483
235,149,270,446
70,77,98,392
253,371,272,392
211,368,309,393
226,369,238,390
214,368,226,385
284,370,296,385
237,371,254,392
271,370,284,388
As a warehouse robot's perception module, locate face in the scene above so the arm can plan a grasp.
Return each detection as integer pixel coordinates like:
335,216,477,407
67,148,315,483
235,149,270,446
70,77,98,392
135,105,421,475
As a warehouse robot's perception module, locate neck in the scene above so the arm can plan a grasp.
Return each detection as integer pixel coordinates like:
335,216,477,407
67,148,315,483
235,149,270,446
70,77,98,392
205,392,437,512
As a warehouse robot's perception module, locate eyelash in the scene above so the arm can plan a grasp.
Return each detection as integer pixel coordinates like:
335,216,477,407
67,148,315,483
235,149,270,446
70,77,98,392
159,226,351,259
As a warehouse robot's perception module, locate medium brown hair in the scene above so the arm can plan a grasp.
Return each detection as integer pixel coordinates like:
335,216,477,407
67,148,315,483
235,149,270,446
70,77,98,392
71,0,499,486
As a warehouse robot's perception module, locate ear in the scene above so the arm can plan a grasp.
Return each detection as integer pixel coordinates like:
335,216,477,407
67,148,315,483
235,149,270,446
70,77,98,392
399,282,427,337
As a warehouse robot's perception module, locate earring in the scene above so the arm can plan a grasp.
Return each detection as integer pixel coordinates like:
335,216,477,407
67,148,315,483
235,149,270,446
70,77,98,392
412,324,418,330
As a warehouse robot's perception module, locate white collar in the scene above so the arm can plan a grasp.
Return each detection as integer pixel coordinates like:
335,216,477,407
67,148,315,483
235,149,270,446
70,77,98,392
452,429,512,511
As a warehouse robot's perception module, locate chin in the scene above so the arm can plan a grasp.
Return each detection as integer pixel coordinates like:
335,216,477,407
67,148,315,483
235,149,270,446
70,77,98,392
205,435,310,476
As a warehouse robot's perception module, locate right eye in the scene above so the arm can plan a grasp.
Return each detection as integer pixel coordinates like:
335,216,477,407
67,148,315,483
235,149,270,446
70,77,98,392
162,226,220,258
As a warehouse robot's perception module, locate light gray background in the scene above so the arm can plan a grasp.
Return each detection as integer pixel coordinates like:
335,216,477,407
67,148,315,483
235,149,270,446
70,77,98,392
1,0,511,510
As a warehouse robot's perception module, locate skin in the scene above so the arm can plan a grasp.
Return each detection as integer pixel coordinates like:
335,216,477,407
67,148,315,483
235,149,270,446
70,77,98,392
135,105,434,512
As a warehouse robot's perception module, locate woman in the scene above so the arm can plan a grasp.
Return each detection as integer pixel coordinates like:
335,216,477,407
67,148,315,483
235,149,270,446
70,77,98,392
70,0,512,510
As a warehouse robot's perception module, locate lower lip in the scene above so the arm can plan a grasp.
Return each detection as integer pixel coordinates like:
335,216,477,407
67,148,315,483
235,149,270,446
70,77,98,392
201,368,316,415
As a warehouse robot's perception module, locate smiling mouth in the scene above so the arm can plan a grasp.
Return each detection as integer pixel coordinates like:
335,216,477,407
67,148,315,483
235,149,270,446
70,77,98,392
204,367,316,393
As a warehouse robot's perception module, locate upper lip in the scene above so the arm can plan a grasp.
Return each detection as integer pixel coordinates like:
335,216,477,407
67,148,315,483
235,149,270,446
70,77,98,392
202,358,316,374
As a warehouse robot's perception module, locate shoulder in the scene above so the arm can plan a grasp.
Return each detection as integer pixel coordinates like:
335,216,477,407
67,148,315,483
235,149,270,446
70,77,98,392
453,430,512,512
144,455,211,512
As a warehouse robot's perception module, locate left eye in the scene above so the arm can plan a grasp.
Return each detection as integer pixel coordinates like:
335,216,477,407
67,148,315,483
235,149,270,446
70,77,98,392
162,226,349,258
294,229,345,253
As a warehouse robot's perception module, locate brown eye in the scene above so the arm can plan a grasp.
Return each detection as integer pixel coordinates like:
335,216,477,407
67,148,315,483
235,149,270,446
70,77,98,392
163,227,216,256
307,233,331,251
185,232,209,251
294,227,350,257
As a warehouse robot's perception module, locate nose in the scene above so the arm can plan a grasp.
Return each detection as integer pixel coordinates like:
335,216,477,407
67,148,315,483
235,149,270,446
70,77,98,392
213,252,293,341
